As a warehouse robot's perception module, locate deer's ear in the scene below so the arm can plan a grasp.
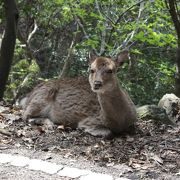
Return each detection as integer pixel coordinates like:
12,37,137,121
88,51,97,64
115,50,130,67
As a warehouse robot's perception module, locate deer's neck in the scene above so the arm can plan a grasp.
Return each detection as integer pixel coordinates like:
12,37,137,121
97,84,137,133
97,84,128,119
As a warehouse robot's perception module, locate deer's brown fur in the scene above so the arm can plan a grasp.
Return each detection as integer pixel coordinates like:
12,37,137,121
88,55,137,134
22,52,137,137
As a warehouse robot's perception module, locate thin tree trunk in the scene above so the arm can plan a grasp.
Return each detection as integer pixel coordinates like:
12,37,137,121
59,38,75,78
166,0,180,97
0,0,19,100
175,48,180,97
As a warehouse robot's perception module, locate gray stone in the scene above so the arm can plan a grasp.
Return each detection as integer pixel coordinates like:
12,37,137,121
28,159,63,174
58,167,91,178
80,173,113,180
10,155,30,167
0,153,13,164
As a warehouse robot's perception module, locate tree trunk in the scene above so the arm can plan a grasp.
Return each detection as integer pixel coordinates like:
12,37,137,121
60,38,75,78
166,0,180,97
175,48,180,97
0,0,19,100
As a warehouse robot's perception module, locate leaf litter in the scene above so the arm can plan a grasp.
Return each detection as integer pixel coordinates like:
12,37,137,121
0,104,179,179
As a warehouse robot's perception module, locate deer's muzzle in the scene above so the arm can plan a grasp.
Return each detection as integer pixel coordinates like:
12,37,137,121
94,81,102,90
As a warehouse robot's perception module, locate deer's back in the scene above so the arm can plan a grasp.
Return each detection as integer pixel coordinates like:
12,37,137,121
23,77,100,128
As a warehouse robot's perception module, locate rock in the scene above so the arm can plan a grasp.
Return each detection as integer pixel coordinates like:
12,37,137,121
136,105,172,124
58,167,91,178
28,159,63,174
158,93,180,125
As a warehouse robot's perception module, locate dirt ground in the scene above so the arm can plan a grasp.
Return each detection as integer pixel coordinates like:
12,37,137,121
0,104,180,179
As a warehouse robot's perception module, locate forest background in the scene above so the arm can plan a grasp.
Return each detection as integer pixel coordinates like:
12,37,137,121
0,0,179,105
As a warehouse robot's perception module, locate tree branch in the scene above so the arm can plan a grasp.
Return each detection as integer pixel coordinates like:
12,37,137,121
111,1,145,56
27,20,38,44
95,0,106,55
68,4,99,55
107,0,146,45
59,35,76,78
124,1,144,47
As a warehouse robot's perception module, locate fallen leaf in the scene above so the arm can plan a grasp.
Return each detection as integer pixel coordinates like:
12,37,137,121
1,138,12,144
0,128,12,136
126,136,134,142
2,113,20,123
113,164,133,175
57,125,65,130
35,126,46,134
0,106,9,113
150,154,163,165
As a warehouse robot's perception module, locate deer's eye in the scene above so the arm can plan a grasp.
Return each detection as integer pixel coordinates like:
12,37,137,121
90,69,95,73
106,69,113,73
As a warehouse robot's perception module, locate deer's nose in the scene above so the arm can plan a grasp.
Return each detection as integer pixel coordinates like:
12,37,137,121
94,81,102,89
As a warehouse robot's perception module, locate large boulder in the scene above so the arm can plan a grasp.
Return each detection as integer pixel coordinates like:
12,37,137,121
158,93,180,125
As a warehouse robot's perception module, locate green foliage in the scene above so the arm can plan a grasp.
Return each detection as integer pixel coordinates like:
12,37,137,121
5,58,39,101
5,41,40,101
133,0,177,48
1,0,179,104
118,49,176,105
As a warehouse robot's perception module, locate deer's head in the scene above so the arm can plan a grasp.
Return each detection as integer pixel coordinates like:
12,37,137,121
89,51,130,93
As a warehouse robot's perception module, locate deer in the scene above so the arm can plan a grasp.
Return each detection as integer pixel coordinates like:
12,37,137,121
22,51,137,137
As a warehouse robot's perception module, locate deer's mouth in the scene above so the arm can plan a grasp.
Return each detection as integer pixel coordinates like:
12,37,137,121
92,86,101,91
93,81,103,90
94,85,102,90
92,85,104,93
92,88,102,93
